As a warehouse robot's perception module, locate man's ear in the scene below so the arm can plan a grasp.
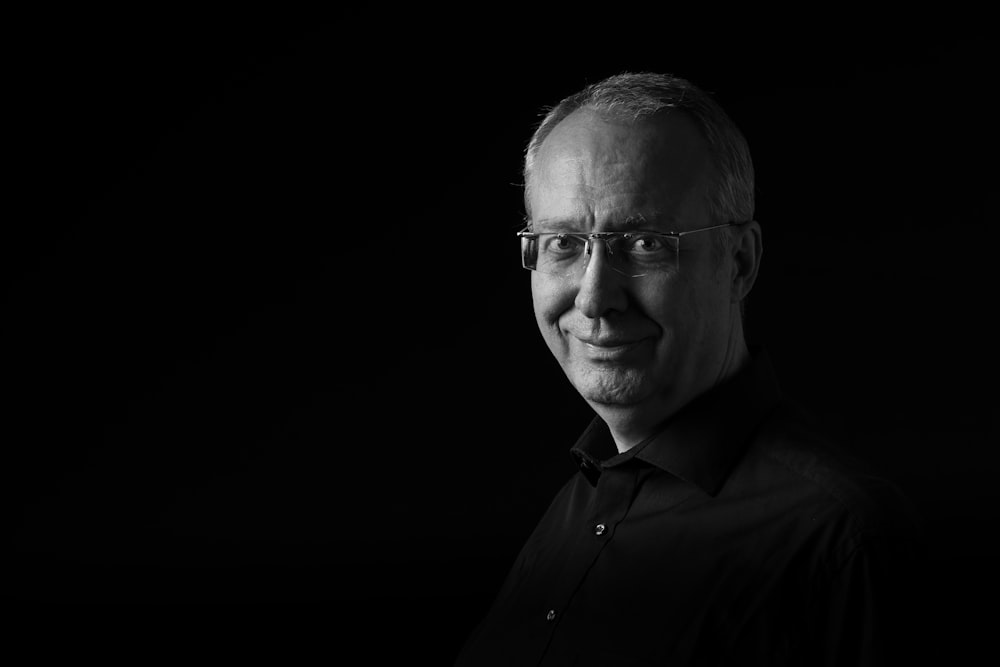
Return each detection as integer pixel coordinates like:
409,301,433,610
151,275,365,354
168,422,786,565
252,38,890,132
731,221,762,303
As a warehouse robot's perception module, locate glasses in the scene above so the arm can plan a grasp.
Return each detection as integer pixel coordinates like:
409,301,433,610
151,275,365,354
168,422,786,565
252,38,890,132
517,222,741,278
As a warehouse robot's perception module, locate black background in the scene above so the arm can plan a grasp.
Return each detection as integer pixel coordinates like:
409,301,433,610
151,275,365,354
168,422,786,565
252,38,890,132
7,12,996,663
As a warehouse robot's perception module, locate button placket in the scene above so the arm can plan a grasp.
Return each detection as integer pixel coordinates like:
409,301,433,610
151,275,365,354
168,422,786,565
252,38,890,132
587,462,639,545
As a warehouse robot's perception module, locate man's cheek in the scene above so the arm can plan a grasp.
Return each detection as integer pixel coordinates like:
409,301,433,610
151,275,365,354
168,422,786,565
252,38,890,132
532,287,570,328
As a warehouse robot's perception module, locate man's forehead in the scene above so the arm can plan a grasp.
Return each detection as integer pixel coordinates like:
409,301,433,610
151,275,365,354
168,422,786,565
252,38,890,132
537,106,705,160
528,181,676,226
528,108,710,230
531,108,710,191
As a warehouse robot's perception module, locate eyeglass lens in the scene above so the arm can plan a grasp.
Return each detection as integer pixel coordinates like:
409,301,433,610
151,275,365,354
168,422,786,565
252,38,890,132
521,233,680,278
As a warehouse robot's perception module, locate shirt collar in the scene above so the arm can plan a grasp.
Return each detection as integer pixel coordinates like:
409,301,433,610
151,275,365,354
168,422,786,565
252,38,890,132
570,348,781,496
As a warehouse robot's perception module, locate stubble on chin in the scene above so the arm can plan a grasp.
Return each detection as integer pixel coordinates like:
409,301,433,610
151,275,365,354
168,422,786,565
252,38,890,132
569,363,651,406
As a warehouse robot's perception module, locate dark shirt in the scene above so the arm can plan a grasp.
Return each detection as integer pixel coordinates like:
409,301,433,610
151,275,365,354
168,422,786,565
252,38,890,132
456,352,924,666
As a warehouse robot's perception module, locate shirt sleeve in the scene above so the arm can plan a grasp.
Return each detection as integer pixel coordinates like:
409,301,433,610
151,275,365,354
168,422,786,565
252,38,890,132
811,529,927,667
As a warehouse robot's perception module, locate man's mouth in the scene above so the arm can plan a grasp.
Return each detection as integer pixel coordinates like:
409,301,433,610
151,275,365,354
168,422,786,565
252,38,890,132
576,337,647,360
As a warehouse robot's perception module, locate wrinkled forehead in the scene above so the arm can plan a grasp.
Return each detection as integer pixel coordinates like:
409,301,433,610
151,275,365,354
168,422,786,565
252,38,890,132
527,108,714,228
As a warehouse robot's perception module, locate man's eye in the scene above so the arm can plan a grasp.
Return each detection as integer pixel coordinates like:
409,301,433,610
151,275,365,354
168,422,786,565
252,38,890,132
629,235,665,253
543,235,583,254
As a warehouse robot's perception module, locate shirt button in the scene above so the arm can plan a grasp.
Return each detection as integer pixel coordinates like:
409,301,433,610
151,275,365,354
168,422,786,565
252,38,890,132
594,523,607,536
546,609,557,621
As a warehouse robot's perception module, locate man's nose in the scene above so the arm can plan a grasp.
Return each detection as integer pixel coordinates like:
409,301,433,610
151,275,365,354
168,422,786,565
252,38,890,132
573,239,628,318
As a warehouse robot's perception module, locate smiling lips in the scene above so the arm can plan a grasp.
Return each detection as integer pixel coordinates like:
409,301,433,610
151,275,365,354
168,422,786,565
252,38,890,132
576,336,648,361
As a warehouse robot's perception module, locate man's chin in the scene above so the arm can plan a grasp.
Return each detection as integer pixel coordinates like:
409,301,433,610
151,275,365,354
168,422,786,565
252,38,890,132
571,370,652,406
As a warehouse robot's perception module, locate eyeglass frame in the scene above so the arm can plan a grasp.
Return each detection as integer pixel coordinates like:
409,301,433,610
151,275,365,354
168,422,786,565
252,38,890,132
517,221,745,278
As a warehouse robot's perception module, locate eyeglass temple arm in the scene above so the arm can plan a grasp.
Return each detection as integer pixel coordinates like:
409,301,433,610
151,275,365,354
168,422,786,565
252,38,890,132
674,221,745,237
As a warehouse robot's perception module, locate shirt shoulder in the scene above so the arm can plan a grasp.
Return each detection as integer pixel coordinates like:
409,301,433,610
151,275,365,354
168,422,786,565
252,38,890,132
742,401,923,548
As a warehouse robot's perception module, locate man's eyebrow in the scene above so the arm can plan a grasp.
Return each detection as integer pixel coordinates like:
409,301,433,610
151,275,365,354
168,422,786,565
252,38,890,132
529,214,675,232
526,218,578,232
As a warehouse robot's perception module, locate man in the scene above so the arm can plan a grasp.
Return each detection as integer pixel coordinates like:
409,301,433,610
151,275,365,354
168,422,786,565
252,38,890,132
456,73,923,666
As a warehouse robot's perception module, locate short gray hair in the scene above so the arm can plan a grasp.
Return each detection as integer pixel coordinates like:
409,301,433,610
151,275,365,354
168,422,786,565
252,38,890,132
523,72,755,227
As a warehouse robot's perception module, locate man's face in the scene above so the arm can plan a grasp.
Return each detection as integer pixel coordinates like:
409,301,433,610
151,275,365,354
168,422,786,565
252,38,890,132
527,108,739,413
